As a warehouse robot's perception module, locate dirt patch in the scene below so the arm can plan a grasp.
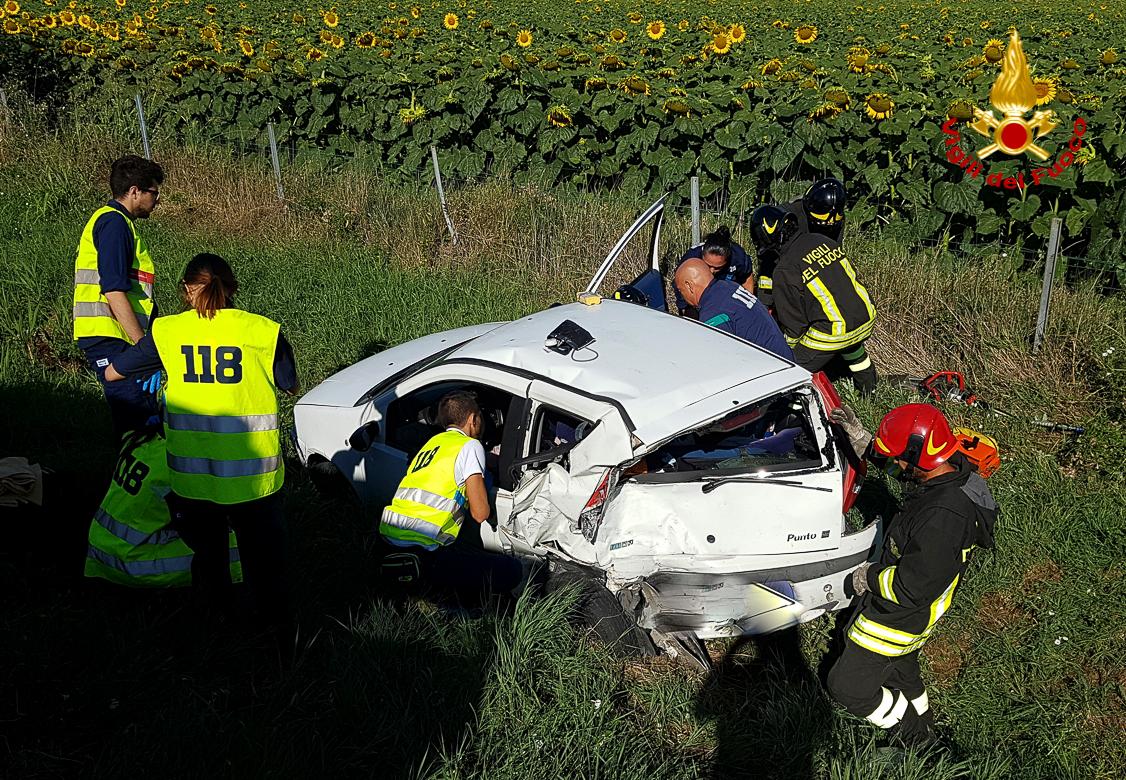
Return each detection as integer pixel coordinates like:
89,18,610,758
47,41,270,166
923,631,972,687
1021,559,1064,590
977,590,1033,632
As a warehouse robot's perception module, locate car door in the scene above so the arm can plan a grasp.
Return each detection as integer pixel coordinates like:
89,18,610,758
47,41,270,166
498,380,634,563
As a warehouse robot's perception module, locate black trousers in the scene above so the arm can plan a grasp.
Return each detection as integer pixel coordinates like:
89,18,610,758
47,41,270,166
827,636,936,745
82,339,159,435
792,341,878,394
168,490,292,627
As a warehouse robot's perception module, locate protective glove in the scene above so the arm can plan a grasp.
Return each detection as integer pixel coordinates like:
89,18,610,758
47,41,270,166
830,405,872,460
850,562,872,596
137,371,162,396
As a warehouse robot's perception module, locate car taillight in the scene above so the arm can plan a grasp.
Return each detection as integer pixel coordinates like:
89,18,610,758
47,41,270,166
577,469,615,543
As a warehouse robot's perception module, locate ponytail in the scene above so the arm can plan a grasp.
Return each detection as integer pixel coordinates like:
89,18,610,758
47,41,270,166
181,253,238,319
701,225,733,261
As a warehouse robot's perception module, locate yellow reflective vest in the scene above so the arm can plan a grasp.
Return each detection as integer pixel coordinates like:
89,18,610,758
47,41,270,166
73,205,156,341
380,429,473,551
85,429,241,587
151,308,284,505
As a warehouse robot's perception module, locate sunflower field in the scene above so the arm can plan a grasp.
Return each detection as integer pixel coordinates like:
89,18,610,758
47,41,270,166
3,0,1126,270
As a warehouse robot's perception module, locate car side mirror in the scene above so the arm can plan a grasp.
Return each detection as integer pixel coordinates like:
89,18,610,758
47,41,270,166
349,421,380,452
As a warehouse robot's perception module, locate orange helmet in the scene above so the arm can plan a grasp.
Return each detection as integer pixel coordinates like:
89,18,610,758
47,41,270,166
871,404,960,471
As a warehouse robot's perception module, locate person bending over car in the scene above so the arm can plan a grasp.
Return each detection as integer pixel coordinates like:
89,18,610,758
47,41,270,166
673,225,754,318
674,258,793,361
379,390,521,598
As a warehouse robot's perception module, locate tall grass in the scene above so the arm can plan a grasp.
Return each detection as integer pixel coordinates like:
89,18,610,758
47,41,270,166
1,96,1124,779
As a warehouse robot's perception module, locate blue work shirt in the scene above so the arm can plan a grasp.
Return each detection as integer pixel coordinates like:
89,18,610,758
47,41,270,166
698,279,794,360
77,200,159,352
674,241,753,314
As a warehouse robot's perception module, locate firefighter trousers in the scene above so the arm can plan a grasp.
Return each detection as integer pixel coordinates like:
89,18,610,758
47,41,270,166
792,341,877,394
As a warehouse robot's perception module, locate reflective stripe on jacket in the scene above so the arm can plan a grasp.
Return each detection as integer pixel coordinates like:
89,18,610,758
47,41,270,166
84,430,242,587
847,458,998,656
151,308,284,504
380,429,472,551
773,234,875,353
73,205,156,341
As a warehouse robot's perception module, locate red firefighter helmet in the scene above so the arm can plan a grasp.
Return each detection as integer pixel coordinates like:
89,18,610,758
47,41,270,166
871,403,960,471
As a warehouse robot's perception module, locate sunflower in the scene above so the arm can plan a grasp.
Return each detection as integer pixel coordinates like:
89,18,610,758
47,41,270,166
1101,48,1118,66
204,4,216,14
729,23,746,43
794,25,817,44
547,105,573,127
942,33,955,46
964,69,983,82
75,40,95,56
600,54,624,70
292,12,305,23
772,19,789,29
523,53,540,64
307,46,325,60
236,39,253,57
2,18,18,33
740,78,762,91
443,12,458,30
609,27,626,43
330,34,344,48
102,23,120,40
356,30,375,48
42,14,57,28
825,86,851,107
663,98,690,116
761,58,782,76
1061,58,1080,70
808,102,844,122
515,28,532,47
677,20,689,32
864,92,894,120
399,97,426,125
620,75,649,95
410,6,420,19
78,13,94,29
712,31,731,54
499,53,519,70
59,9,74,24
323,10,339,28
983,39,1003,63
114,0,125,7
947,99,974,120
1032,76,1057,105
255,59,271,72
847,48,870,73
626,11,642,24
584,75,607,90
961,37,973,47
2,0,17,13
655,66,676,78
646,20,664,40
319,29,332,42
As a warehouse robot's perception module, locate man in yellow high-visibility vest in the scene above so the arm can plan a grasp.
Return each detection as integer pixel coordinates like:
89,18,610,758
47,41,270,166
379,391,521,595
73,156,165,435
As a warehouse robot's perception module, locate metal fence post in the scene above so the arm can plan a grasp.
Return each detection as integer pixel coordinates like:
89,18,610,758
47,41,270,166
134,93,151,159
690,176,701,246
1033,217,1063,355
430,145,458,245
0,88,9,121
267,122,285,201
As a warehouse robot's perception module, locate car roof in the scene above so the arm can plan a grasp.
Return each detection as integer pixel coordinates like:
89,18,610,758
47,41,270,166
441,300,810,444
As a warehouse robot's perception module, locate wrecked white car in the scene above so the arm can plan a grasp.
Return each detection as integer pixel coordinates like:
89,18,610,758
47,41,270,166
294,197,877,647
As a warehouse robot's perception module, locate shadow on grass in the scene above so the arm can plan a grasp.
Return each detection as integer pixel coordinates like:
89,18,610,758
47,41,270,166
0,379,493,779
697,629,835,780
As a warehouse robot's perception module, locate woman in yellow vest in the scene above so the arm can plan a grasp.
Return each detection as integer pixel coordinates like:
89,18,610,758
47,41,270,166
105,253,299,628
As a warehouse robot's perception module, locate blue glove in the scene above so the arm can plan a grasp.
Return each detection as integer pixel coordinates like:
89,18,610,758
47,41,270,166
137,371,162,395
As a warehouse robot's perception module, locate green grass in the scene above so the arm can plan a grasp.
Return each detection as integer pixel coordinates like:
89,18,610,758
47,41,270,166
1,105,1125,779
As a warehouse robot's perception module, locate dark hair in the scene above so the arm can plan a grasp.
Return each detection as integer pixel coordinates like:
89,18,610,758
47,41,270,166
437,390,480,429
109,155,165,199
701,225,733,261
181,253,238,319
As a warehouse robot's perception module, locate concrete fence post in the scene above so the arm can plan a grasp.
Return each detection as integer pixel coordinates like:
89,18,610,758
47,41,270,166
1033,217,1063,355
267,122,285,201
430,145,458,245
690,176,701,246
134,93,151,159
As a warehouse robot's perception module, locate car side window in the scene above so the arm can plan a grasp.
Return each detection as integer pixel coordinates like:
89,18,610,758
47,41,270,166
384,381,514,460
530,406,587,457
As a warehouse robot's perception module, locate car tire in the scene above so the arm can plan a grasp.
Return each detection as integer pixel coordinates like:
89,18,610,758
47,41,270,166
306,457,355,501
543,566,658,658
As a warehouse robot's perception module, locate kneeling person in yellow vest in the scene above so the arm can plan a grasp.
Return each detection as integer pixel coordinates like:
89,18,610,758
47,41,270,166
85,427,242,587
105,253,299,628
380,391,521,595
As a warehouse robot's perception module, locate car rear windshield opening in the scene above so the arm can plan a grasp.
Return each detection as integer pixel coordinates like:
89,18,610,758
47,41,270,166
629,390,822,479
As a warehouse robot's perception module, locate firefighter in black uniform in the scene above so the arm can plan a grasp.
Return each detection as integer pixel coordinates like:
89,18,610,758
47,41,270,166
757,179,848,307
749,204,878,393
827,403,998,749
